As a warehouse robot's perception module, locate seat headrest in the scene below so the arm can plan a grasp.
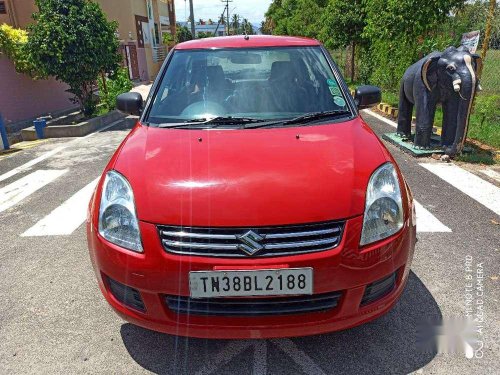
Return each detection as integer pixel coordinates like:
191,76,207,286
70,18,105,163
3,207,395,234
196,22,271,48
207,65,225,82
270,61,294,81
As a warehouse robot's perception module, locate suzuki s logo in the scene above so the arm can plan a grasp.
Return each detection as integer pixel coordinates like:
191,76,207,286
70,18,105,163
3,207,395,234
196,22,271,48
237,230,264,256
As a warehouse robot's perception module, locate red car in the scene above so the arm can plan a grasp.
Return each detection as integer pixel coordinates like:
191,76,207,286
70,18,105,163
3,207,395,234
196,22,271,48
87,35,416,339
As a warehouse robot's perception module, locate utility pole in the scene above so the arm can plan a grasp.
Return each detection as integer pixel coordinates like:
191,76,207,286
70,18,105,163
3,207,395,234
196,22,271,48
221,0,233,35
189,0,196,39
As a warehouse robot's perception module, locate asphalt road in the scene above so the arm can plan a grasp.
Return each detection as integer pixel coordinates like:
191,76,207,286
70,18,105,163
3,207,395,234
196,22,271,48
0,113,498,375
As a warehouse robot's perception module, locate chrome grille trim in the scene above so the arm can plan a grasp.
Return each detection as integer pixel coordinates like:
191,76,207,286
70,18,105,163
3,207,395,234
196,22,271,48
264,237,339,249
266,228,339,239
157,221,345,257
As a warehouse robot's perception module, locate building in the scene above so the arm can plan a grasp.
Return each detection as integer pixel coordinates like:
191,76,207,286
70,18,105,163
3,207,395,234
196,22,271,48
178,20,226,38
0,0,176,129
95,0,176,82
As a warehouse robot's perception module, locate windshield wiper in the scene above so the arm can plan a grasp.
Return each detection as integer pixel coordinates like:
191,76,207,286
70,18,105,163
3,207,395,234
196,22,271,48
157,116,267,128
243,110,352,129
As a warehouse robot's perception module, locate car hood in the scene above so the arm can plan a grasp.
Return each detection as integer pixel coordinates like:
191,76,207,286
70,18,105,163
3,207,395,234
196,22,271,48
113,118,388,226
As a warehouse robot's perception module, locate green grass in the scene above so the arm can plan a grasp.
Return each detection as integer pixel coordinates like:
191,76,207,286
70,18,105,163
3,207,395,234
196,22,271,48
456,151,496,165
481,49,500,95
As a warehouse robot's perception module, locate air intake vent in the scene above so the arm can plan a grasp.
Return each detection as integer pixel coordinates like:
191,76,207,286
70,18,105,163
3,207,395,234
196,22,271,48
107,277,145,312
158,221,345,258
0,2,6,14
165,291,342,316
361,272,397,306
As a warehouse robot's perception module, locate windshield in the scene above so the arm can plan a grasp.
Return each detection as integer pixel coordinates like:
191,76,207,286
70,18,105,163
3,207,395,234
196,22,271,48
146,47,350,124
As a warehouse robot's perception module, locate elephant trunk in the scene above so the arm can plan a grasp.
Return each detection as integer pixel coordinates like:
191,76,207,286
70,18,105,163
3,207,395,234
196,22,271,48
447,80,476,156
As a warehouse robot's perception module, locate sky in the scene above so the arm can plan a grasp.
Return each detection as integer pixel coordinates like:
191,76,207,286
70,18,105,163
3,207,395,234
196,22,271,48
175,0,273,24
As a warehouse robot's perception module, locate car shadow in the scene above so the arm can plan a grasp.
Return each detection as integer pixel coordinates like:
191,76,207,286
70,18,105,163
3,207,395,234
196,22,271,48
120,271,440,375
100,116,137,132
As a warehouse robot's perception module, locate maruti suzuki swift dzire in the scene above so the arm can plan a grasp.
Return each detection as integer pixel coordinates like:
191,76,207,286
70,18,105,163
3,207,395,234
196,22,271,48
87,35,416,339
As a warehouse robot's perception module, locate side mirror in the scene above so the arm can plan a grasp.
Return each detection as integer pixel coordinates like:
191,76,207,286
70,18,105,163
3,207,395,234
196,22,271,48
353,85,381,110
117,92,143,116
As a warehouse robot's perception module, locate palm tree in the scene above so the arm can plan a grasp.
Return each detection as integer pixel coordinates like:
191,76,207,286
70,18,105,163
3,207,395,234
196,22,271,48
242,18,254,35
231,14,240,35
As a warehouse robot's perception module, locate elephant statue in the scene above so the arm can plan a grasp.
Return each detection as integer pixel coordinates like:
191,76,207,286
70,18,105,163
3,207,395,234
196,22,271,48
396,45,482,156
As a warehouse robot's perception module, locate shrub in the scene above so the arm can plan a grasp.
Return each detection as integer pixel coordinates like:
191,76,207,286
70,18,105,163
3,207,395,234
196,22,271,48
27,0,122,116
98,68,133,111
0,24,40,76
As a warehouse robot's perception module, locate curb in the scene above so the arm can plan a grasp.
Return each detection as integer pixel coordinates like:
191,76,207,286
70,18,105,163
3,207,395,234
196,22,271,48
20,110,125,141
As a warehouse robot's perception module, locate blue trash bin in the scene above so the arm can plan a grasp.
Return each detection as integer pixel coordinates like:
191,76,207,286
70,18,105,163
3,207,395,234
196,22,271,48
33,118,47,139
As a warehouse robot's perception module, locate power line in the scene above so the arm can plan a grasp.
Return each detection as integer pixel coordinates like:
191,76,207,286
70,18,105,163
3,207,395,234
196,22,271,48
221,0,233,36
189,0,195,38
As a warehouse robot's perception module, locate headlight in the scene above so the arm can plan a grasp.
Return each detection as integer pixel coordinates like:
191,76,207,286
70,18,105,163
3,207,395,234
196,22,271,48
98,170,143,252
360,163,403,246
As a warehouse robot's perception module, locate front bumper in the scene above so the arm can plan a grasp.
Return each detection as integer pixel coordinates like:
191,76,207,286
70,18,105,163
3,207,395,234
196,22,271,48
87,215,416,339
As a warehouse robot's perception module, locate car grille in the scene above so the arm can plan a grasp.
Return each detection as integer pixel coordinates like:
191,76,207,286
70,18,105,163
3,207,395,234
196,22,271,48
361,272,397,306
157,221,345,257
165,291,342,316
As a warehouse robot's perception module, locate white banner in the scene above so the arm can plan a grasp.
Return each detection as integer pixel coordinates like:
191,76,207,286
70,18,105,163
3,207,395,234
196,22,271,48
461,30,480,53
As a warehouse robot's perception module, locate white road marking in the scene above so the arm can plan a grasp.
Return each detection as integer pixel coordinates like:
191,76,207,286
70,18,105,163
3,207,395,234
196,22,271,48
21,177,99,237
414,200,452,233
480,168,500,183
0,170,67,213
194,341,252,375
421,163,500,216
271,339,327,375
0,146,66,183
0,118,124,183
362,109,397,128
253,340,267,375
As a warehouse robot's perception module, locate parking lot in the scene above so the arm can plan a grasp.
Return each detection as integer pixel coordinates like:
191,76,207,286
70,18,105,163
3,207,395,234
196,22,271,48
0,113,498,374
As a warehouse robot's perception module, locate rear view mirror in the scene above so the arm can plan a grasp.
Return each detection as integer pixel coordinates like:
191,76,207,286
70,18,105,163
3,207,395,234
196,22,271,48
230,53,262,64
117,92,143,116
354,85,382,110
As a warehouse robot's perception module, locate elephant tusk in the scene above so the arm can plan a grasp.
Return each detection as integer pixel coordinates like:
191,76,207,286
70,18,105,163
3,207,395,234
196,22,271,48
453,79,461,92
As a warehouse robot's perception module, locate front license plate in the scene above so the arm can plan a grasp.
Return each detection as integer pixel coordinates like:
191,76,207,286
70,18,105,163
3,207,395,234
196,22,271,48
189,268,313,298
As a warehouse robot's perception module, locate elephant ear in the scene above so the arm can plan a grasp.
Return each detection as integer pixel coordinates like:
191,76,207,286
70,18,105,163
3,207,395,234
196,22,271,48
421,53,441,91
471,53,482,74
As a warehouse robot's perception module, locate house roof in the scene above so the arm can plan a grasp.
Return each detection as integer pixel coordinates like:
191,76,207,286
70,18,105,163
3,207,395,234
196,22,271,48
175,35,321,50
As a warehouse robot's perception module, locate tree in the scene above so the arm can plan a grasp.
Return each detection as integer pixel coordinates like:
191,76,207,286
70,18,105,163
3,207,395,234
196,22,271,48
320,0,366,82
362,0,465,89
231,14,240,35
260,19,275,35
241,18,255,35
27,0,121,116
175,24,193,43
264,0,326,38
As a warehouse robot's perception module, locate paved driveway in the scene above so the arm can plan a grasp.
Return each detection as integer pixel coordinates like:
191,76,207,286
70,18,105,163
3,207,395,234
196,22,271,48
0,112,498,374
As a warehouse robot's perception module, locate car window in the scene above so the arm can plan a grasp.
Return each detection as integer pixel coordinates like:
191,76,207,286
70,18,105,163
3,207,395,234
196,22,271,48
147,46,349,124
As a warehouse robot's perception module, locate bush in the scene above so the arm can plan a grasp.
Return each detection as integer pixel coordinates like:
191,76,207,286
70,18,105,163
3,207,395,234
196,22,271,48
27,0,122,116
0,24,39,76
98,68,133,111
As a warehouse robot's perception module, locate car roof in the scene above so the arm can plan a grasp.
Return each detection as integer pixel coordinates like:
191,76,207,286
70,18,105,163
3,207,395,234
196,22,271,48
175,35,321,50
